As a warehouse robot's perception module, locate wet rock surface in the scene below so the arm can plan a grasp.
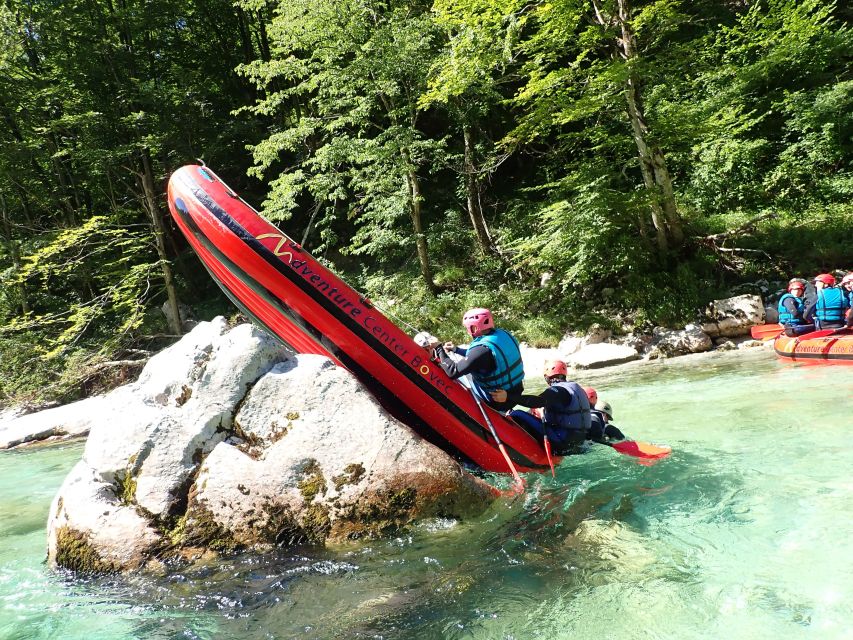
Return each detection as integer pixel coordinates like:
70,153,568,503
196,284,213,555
42,319,494,573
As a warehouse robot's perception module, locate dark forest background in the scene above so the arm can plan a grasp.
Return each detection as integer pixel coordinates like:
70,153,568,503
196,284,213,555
1,0,851,405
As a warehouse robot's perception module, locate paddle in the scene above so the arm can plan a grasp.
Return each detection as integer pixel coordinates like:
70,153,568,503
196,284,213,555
465,377,525,493
750,323,783,341
598,439,672,460
542,435,556,478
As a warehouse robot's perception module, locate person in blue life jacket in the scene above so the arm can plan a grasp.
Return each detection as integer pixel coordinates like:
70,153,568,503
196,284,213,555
778,279,806,326
841,273,853,328
778,278,814,336
434,308,525,411
804,273,850,329
493,360,591,455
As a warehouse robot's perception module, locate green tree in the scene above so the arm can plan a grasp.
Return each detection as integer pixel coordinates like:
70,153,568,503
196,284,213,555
241,0,445,292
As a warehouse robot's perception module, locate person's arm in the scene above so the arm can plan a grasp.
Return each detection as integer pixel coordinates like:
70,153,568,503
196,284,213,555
514,386,568,410
783,297,803,322
803,300,817,322
436,344,494,379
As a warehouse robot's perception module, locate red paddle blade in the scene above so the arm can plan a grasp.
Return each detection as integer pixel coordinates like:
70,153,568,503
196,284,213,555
497,443,526,494
610,440,672,460
750,323,783,341
543,437,556,478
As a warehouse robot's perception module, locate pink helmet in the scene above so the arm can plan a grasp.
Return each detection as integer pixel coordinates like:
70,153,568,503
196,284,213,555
462,308,494,338
787,279,805,293
543,360,568,378
584,386,598,405
842,273,853,287
814,273,836,286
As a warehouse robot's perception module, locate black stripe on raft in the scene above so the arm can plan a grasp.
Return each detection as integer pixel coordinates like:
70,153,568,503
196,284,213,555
175,172,547,471
172,195,481,468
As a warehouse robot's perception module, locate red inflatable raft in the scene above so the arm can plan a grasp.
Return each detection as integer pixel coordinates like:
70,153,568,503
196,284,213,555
774,330,853,363
166,165,553,474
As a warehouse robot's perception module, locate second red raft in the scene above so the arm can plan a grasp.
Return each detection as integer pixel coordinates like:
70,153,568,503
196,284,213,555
774,330,853,362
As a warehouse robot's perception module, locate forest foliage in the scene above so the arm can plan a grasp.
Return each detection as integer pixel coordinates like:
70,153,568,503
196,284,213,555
0,0,850,405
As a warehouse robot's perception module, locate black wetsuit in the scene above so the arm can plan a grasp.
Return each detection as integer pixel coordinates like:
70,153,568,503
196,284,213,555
512,384,590,454
589,410,626,442
436,345,523,411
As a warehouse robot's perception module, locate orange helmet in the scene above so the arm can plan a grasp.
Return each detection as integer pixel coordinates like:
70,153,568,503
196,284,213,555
814,273,836,286
543,360,568,378
583,386,598,405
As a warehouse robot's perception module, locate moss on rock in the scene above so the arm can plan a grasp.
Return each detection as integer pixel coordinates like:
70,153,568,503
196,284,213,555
332,463,365,491
179,502,238,554
298,459,327,502
54,527,118,573
331,487,418,540
115,470,137,506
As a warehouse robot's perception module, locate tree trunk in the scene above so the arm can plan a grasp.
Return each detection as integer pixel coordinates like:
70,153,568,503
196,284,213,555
463,125,497,256
615,0,683,250
140,148,183,336
401,149,437,294
0,193,29,314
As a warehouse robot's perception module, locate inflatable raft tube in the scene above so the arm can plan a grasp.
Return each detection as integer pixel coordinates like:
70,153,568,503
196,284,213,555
774,330,853,362
167,165,553,474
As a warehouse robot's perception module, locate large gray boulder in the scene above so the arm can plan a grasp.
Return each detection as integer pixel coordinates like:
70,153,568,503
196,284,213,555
569,343,640,369
647,324,713,358
183,355,494,549
700,294,765,338
46,321,495,572
0,396,107,450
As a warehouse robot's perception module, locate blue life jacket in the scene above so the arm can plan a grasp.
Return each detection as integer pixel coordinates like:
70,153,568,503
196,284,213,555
543,380,591,436
777,293,804,326
815,287,848,325
469,329,525,392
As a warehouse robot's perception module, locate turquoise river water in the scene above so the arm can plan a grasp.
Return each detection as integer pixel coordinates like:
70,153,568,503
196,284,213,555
1,348,851,639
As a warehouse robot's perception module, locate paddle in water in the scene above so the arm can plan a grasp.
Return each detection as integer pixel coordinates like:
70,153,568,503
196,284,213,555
605,439,672,460
465,376,525,494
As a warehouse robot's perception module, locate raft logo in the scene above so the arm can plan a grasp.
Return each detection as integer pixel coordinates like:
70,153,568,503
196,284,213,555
257,233,293,261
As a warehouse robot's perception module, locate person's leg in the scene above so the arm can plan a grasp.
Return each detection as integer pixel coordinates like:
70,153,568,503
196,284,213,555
549,429,586,455
508,410,545,440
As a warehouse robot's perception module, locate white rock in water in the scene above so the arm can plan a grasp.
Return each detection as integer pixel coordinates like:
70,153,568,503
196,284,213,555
186,354,495,548
0,396,107,450
700,294,765,338
569,343,640,369
45,322,495,572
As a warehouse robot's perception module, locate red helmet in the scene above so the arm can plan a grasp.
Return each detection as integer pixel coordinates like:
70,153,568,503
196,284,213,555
814,273,836,286
787,279,805,293
543,360,568,378
841,273,853,287
462,308,494,338
583,386,598,405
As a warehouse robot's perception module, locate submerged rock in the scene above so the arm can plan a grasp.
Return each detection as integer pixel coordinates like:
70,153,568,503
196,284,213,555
46,319,495,573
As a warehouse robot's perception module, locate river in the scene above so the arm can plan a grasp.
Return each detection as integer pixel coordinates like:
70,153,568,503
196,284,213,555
1,348,851,639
